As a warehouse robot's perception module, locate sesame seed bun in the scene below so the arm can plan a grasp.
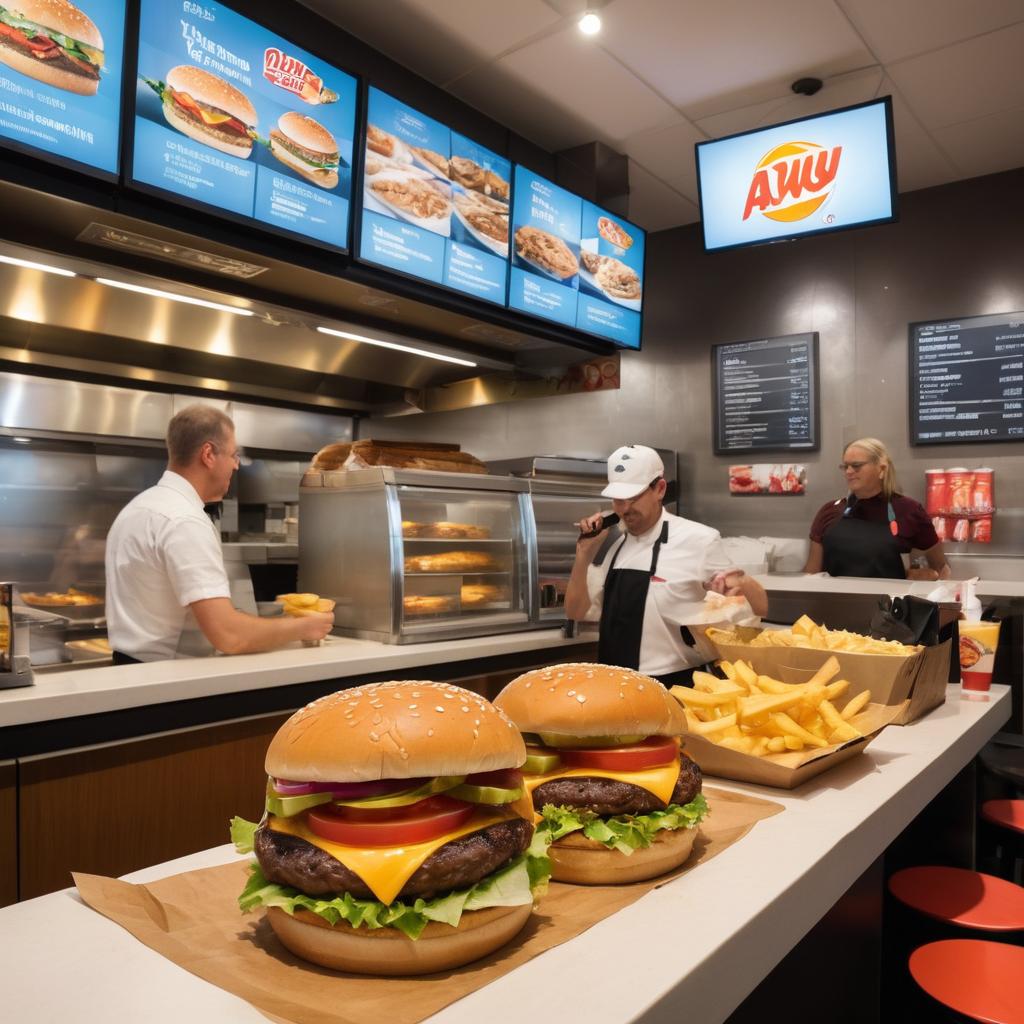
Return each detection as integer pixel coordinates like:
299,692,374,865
164,65,257,126
265,681,526,782
11,0,103,49
276,111,336,154
495,663,687,739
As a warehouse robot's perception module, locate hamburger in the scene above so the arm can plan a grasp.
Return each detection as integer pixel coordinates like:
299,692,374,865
230,681,549,975
269,111,339,189
495,663,707,885
156,65,257,159
0,0,104,95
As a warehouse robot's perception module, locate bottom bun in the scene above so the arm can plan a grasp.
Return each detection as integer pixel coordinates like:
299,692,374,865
269,137,339,190
549,825,699,885
267,902,533,975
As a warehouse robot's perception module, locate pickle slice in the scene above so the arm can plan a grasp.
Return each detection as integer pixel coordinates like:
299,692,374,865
264,785,333,818
332,775,465,809
448,782,523,805
523,749,562,773
538,732,647,749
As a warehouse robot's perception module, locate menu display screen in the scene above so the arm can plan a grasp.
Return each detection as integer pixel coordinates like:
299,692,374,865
0,0,125,176
508,168,644,348
696,98,896,253
132,0,358,251
713,333,819,454
358,87,511,306
910,311,1024,444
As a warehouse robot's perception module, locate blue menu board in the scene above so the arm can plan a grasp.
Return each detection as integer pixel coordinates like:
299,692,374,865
509,169,644,348
0,0,125,176
132,0,357,251
359,87,511,306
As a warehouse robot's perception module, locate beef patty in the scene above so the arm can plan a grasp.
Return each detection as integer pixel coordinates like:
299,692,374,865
532,753,702,817
255,816,532,901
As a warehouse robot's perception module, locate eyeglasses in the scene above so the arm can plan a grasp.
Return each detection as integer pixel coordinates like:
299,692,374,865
209,443,243,466
838,461,871,472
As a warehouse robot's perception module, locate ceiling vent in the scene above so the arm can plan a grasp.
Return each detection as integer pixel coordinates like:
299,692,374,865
76,223,269,279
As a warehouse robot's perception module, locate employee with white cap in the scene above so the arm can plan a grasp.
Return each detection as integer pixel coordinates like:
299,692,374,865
564,444,768,686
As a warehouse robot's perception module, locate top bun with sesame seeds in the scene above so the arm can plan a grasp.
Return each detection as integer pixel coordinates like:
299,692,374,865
494,663,687,740
266,680,527,782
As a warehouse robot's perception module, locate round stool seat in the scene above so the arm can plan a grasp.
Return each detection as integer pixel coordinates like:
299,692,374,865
889,866,1024,931
982,800,1024,834
909,940,1024,1024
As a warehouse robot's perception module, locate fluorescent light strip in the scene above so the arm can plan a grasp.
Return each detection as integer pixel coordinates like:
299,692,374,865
95,278,255,316
0,253,76,277
317,326,476,367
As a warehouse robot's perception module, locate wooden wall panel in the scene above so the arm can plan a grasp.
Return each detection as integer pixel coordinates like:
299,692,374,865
0,761,16,907
19,714,288,901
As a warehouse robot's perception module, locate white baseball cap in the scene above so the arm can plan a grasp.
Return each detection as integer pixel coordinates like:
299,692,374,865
601,444,665,499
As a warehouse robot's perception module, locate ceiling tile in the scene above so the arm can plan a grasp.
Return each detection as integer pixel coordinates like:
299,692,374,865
449,25,681,151
621,120,706,202
626,161,699,232
695,67,885,141
599,0,872,118
299,0,563,85
836,0,1024,64
886,21,1024,129
883,78,959,193
932,105,1024,179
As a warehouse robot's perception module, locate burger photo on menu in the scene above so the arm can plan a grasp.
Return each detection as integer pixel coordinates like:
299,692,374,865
269,111,339,189
0,0,105,95
147,65,257,158
230,682,551,975
495,664,707,885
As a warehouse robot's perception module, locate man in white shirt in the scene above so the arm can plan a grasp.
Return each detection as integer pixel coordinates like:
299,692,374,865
105,405,332,663
564,445,768,686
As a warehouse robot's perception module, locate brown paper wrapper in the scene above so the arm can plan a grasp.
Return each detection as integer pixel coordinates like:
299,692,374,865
74,787,782,1024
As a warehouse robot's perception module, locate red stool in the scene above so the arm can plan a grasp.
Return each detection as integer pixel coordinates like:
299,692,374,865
909,939,1024,1023
981,800,1024,883
889,866,1024,933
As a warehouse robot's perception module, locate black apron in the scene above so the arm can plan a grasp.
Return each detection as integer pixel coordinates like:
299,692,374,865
597,521,701,685
822,514,906,579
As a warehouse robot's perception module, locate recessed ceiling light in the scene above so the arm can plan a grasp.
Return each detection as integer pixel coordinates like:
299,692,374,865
0,253,76,277
95,278,255,316
316,326,477,367
579,10,602,35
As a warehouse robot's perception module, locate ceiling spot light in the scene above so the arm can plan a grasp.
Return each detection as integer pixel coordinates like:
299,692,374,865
578,10,602,35
95,278,255,316
0,253,76,277
316,326,477,367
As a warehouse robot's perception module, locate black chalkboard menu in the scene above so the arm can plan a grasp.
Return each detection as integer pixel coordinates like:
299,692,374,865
712,333,819,454
910,311,1024,445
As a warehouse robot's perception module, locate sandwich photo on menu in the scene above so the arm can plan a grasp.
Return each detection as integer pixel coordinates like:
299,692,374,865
146,65,257,159
0,0,105,95
269,111,339,189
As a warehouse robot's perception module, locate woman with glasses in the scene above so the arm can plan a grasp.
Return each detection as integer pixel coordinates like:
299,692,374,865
803,438,950,580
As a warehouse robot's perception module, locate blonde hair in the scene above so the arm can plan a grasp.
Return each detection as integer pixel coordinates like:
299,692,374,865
167,405,234,467
844,437,898,499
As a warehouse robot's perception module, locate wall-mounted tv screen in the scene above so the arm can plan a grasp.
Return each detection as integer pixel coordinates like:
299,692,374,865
696,97,897,253
0,0,125,177
132,0,358,251
910,310,1024,445
509,167,644,348
357,86,512,307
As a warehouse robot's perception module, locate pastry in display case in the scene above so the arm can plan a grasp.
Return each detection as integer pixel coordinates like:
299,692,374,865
299,467,536,643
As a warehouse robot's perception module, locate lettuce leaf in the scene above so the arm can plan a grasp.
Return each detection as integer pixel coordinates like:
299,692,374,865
231,818,551,940
536,793,708,856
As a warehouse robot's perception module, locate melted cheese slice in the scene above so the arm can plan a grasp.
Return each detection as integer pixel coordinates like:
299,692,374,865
524,759,681,808
267,806,518,905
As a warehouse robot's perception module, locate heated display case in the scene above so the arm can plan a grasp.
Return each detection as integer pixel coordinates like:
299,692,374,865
299,469,537,642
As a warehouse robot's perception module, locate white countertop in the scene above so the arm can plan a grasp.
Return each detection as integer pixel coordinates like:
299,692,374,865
755,572,1024,598
0,685,1008,1024
0,630,591,729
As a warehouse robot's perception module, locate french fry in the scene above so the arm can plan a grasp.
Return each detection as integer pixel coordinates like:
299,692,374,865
827,721,862,744
712,616,921,657
718,660,737,680
841,689,872,721
824,679,850,701
689,713,737,735
734,660,759,690
806,656,841,687
670,687,736,709
772,711,829,748
766,736,787,753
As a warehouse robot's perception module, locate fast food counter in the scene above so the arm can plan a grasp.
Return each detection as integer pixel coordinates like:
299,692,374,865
0,685,1009,1024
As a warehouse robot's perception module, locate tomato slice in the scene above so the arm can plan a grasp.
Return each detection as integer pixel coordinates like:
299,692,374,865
559,736,680,772
307,794,476,847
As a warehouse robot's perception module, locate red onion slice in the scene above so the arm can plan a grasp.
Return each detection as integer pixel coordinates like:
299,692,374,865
272,777,426,798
